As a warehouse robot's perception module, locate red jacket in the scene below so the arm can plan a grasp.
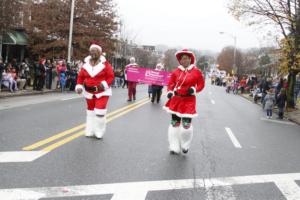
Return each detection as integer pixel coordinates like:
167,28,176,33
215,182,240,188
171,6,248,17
76,56,114,99
164,65,205,118
167,65,205,95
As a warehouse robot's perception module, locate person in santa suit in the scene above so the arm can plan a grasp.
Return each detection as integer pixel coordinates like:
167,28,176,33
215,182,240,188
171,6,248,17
125,57,138,102
75,42,114,139
151,63,164,104
163,49,205,154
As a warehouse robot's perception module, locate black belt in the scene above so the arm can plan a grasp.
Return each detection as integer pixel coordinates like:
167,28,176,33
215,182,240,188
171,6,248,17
84,85,103,92
174,91,191,97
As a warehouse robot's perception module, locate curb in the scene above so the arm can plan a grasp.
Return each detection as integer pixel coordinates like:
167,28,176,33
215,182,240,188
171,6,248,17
0,89,61,99
239,93,300,126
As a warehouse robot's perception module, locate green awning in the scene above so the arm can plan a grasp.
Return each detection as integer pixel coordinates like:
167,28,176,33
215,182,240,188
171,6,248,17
3,30,28,45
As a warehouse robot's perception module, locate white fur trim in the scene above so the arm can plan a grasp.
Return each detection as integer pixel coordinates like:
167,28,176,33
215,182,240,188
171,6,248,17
175,50,196,64
83,88,112,99
83,61,105,78
75,84,84,93
180,125,193,150
168,125,181,153
191,87,196,95
178,65,194,71
94,116,106,139
94,108,107,116
163,106,198,118
85,110,95,137
89,44,102,52
101,81,109,90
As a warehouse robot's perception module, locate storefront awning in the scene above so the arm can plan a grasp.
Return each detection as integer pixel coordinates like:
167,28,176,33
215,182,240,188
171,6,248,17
2,30,28,45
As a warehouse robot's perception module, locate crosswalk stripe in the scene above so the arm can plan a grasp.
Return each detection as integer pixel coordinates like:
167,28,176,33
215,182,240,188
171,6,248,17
1,172,300,200
0,151,48,163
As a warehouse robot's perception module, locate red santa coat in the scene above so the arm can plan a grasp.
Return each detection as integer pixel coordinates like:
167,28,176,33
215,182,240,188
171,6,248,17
76,56,114,99
163,65,205,118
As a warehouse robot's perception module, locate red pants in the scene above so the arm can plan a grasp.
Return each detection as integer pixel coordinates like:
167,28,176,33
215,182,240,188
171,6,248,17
86,96,109,115
128,81,137,100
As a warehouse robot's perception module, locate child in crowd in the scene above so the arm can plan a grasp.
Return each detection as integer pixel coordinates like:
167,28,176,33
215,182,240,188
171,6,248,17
263,89,275,119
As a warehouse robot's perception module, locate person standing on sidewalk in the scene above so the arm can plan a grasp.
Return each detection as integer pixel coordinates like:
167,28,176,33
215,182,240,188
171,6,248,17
163,49,205,155
125,57,138,102
75,42,114,139
37,58,46,91
276,88,287,119
263,89,275,119
45,60,53,89
0,58,4,92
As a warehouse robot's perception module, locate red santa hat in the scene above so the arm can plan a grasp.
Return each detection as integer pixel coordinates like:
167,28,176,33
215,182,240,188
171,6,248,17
175,49,196,65
89,41,102,52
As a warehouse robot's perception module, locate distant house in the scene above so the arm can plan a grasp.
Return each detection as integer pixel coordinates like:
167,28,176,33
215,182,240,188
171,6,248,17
1,29,29,63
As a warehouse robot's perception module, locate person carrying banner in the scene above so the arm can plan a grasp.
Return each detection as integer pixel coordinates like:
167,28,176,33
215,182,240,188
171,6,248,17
125,57,139,102
75,42,114,139
163,49,205,154
151,63,164,104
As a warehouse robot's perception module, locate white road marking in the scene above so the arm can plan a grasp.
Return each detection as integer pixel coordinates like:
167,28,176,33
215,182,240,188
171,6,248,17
260,117,295,125
225,127,242,148
211,99,215,104
1,172,300,200
61,96,82,101
0,151,48,163
275,180,300,200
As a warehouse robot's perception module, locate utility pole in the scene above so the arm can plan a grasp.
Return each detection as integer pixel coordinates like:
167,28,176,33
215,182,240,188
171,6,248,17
67,0,75,63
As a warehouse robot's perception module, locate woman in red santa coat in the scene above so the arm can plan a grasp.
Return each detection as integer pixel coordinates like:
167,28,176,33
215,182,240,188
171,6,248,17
75,42,114,139
163,49,205,154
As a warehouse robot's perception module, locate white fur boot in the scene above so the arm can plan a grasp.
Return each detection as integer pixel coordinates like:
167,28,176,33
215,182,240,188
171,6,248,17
168,125,181,154
180,125,193,153
94,115,106,139
85,110,95,137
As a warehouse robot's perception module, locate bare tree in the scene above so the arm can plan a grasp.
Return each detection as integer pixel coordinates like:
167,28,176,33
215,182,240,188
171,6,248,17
163,49,178,71
26,0,118,60
228,0,300,107
217,46,243,75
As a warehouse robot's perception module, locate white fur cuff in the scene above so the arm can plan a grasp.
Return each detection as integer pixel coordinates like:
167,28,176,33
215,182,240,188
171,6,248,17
101,81,109,90
191,87,196,95
75,84,84,92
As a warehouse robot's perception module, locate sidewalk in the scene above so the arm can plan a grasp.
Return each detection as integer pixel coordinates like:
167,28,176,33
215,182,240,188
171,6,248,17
0,87,60,99
240,93,300,125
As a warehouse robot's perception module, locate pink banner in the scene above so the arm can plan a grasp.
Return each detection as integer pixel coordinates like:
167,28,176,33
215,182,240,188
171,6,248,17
126,66,171,86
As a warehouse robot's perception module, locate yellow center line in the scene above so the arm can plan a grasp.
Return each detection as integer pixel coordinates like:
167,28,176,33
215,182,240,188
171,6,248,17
106,100,150,123
41,99,151,152
42,131,85,152
22,124,85,151
23,97,149,151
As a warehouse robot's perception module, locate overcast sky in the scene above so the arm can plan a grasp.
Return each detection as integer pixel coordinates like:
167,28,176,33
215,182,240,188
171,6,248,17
115,0,267,53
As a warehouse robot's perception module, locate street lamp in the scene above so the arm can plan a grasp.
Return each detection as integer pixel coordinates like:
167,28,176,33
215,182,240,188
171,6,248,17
67,0,75,63
219,32,237,75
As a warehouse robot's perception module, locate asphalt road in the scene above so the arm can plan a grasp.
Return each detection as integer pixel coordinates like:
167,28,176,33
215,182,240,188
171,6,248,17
0,83,300,200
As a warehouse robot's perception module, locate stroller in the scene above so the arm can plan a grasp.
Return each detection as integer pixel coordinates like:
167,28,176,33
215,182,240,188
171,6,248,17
252,87,262,104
